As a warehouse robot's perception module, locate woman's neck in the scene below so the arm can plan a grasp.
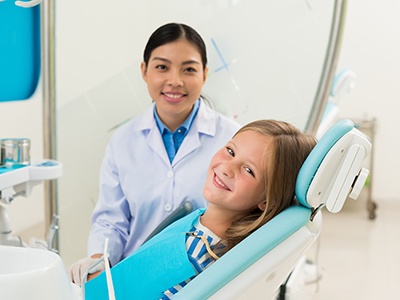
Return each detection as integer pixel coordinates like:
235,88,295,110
161,114,186,132
155,104,194,132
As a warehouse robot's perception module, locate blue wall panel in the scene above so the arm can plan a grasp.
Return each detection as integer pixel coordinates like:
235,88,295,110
0,1,41,102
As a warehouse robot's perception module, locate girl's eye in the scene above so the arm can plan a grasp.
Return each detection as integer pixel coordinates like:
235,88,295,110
245,167,255,177
227,147,234,157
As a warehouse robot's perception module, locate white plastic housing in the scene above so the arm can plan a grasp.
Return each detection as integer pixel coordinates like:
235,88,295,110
307,128,372,213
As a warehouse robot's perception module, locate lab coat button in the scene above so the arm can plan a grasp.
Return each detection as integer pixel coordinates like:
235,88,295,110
167,171,174,178
164,204,172,211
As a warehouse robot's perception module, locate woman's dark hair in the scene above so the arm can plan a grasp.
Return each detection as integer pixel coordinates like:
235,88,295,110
143,23,207,70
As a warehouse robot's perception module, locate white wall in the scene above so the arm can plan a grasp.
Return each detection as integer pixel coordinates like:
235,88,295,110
336,0,400,202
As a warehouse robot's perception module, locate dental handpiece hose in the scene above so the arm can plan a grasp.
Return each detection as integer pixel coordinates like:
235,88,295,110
104,238,115,300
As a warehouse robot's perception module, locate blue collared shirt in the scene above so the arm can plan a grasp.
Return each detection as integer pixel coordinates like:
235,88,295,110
154,99,200,163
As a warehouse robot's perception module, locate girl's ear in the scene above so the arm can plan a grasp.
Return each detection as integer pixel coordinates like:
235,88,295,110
258,201,267,211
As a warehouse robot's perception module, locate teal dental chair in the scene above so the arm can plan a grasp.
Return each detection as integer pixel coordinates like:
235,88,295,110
84,119,371,300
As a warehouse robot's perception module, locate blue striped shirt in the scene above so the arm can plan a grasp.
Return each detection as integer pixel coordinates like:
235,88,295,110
161,220,224,299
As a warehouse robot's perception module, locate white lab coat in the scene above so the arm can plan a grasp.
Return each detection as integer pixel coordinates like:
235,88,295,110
88,100,240,265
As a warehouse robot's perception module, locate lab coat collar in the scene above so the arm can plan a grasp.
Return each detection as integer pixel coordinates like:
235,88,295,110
195,99,217,137
134,99,217,136
134,100,217,166
173,100,217,165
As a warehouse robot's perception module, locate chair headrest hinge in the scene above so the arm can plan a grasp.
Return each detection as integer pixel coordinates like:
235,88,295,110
310,203,325,221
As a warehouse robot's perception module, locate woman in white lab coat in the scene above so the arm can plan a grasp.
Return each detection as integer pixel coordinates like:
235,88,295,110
69,22,240,284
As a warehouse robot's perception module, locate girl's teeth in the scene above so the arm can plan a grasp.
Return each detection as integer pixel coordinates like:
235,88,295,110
215,175,228,189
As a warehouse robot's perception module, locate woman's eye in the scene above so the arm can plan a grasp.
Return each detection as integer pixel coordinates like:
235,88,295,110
185,67,197,73
227,147,234,157
155,64,167,70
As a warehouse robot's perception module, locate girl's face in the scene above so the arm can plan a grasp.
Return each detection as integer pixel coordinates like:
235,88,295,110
203,130,274,217
141,39,208,130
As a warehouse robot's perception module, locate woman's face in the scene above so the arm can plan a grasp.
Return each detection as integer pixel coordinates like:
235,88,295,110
141,39,208,131
203,130,274,217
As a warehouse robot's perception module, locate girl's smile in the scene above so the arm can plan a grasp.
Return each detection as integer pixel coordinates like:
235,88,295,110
213,173,231,191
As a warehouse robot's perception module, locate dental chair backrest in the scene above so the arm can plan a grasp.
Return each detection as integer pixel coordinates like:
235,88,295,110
173,119,371,299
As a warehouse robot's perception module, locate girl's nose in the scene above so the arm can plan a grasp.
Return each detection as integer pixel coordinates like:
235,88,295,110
221,162,234,178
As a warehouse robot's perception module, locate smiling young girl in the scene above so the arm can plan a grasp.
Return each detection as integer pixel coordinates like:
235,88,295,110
162,119,316,298
83,119,316,300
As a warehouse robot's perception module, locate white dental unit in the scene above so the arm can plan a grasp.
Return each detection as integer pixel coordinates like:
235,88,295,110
0,138,62,246
0,138,76,299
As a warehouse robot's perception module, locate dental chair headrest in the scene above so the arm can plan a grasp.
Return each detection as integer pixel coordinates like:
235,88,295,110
295,119,371,214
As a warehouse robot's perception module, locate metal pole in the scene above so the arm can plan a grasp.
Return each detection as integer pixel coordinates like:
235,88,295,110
41,0,58,250
304,0,348,135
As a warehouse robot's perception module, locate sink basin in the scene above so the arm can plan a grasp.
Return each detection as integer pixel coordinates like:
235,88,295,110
0,245,80,300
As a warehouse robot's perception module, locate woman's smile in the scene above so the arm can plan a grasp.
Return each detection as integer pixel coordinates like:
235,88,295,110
162,91,187,103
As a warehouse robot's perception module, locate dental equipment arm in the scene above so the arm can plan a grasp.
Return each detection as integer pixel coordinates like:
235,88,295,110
316,69,357,139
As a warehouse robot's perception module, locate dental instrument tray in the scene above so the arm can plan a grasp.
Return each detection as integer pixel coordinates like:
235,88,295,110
0,160,62,202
